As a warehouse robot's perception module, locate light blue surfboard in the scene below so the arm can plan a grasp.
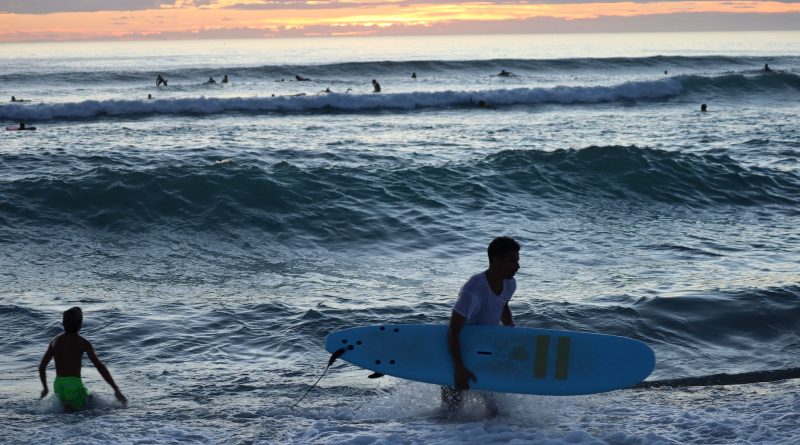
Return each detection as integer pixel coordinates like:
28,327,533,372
325,324,655,395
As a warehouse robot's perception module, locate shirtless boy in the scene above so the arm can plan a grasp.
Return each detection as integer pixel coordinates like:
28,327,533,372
39,307,127,410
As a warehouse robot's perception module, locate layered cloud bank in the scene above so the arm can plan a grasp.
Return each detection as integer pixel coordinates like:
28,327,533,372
1,0,800,42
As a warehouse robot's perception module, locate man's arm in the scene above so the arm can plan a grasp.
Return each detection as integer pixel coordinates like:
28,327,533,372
39,343,54,398
86,341,127,406
501,303,514,327
448,311,476,389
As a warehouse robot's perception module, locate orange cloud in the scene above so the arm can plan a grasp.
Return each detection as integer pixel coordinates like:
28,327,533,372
1,1,799,41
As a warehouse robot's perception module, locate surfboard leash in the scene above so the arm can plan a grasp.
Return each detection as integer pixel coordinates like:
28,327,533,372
290,347,347,410
631,367,800,389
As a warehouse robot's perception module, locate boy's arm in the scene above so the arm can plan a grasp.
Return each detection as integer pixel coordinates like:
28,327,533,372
85,341,127,406
39,343,54,398
501,303,514,327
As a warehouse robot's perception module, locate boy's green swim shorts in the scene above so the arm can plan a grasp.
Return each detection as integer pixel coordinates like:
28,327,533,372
54,376,90,410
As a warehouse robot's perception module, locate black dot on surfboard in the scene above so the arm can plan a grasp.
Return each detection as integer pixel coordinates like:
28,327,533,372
390,360,395,364
375,360,381,364
356,341,362,345
393,328,399,333
347,345,354,350
379,326,385,331
342,339,348,344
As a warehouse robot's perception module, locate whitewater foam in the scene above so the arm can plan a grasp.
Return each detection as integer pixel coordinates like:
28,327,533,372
4,72,798,122
1,78,687,121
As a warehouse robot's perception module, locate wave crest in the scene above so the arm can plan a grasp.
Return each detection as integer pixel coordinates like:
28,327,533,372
2,146,798,235
0,78,685,121
3,72,797,122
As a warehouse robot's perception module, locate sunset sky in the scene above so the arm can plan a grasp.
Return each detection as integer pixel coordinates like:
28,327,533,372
1,0,799,42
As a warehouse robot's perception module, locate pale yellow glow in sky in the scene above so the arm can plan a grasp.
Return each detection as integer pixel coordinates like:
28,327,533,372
1,1,799,42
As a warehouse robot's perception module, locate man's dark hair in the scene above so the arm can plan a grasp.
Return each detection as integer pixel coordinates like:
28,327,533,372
487,236,520,264
63,307,83,334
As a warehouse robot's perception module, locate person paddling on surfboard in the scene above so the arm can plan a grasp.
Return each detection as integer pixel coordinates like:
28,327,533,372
444,236,519,413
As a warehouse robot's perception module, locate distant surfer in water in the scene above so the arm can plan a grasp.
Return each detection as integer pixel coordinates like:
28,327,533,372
478,100,496,110
6,122,37,131
764,64,772,72
372,79,381,93
412,72,417,79
701,104,708,112
443,236,519,414
147,94,153,100
156,75,168,86
497,70,515,77
295,74,311,81
11,96,30,102
38,307,127,411
222,75,229,84
206,76,217,84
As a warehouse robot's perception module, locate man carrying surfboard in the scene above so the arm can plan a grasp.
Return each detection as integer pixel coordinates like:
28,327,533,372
443,236,519,411
322,234,653,404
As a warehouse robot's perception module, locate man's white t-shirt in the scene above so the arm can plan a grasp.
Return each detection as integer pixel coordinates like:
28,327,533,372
452,271,516,325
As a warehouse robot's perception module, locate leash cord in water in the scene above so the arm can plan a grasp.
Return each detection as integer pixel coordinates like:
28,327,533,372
290,348,346,410
632,367,800,389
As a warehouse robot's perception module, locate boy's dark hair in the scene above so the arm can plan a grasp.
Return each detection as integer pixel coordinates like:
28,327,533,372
63,307,83,334
487,236,520,264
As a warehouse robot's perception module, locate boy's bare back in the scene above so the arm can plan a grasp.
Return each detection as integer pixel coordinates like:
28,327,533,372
48,333,92,377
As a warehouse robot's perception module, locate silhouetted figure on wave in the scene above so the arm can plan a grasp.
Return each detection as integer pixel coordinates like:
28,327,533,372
478,100,496,110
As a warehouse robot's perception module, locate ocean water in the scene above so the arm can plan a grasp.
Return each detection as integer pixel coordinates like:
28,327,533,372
1,32,799,444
